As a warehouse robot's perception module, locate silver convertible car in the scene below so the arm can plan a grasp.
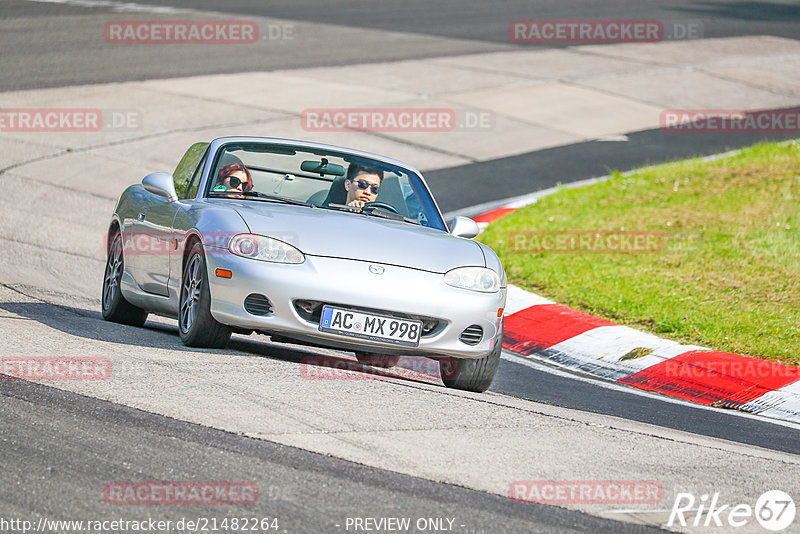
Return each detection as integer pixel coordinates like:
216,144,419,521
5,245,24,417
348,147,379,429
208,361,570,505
102,137,506,392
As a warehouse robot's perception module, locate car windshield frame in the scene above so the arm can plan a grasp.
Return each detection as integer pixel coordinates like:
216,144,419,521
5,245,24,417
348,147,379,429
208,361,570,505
200,138,447,231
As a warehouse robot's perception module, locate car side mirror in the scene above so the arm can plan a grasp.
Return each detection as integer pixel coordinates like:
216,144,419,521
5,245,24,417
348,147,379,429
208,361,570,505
450,216,480,239
142,172,178,202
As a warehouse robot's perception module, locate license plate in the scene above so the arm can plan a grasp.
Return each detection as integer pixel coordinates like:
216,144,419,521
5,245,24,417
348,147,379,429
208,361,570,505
319,306,422,347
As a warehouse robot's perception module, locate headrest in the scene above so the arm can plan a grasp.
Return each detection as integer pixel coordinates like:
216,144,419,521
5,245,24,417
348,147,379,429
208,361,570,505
322,176,348,206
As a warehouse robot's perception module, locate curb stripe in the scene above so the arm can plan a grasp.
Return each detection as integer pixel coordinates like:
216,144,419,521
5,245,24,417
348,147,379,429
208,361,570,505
618,350,800,406
521,324,705,381
503,303,615,354
472,207,517,224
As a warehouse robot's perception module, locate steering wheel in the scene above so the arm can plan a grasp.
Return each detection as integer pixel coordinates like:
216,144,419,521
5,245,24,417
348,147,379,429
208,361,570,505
363,201,398,214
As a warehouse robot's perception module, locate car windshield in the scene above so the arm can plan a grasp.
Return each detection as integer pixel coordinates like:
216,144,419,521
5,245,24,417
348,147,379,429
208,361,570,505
205,142,446,230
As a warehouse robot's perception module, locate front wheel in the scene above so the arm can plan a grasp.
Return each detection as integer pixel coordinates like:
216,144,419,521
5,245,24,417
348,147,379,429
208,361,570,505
440,320,503,393
101,231,148,326
179,242,231,348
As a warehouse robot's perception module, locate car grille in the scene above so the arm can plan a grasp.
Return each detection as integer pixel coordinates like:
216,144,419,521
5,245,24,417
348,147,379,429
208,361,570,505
244,293,273,316
459,325,483,345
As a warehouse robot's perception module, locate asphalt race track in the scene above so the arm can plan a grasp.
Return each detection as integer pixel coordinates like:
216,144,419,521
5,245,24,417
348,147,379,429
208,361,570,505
1,1,799,532
2,376,650,534
3,0,800,90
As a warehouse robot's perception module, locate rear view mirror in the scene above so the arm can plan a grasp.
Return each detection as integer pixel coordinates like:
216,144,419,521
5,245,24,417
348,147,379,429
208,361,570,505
301,158,345,176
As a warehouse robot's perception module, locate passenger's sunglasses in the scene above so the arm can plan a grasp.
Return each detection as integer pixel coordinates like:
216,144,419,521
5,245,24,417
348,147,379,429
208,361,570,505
352,179,380,194
224,175,251,190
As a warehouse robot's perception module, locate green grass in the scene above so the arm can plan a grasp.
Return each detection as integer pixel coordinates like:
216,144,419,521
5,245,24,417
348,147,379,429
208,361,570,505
480,140,800,366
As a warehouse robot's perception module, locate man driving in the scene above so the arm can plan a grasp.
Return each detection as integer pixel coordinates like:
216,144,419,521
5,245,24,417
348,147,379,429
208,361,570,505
344,163,383,208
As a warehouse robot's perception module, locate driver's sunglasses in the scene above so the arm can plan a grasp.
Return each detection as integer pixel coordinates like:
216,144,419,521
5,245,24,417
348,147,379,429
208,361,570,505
353,179,380,194
224,175,251,190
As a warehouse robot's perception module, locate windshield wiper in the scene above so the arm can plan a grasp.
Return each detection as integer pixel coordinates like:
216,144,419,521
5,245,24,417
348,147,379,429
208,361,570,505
361,205,421,224
209,191,313,207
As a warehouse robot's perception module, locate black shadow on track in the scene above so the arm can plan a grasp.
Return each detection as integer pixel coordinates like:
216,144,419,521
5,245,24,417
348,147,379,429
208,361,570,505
492,357,800,456
0,300,441,387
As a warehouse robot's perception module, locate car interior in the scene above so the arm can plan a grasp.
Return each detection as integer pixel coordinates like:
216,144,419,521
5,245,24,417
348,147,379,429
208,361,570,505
211,146,419,220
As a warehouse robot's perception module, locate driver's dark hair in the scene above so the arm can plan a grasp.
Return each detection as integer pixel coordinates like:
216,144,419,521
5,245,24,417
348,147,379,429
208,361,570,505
346,163,383,183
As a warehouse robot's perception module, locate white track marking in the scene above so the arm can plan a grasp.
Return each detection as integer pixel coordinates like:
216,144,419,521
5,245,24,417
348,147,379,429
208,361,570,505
24,0,194,14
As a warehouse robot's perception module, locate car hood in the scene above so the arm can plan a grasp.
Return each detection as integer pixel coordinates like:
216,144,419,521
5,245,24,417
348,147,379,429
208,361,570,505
231,203,485,273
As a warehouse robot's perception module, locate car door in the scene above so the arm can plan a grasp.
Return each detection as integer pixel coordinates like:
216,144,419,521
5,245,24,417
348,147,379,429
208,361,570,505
133,196,175,296
129,143,209,297
166,143,209,294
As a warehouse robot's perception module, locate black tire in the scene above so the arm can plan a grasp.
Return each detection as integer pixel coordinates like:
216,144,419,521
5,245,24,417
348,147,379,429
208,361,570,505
355,353,401,368
102,231,148,327
179,242,231,348
440,320,503,392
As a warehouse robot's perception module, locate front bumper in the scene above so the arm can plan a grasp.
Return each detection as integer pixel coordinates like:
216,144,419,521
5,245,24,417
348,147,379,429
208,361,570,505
204,248,506,359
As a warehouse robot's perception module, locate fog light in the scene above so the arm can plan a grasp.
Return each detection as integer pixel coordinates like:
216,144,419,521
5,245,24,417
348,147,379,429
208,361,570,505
296,300,317,314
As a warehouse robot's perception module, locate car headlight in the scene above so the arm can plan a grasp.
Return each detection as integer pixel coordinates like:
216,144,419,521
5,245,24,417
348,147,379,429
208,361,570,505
444,267,500,293
229,234,304,264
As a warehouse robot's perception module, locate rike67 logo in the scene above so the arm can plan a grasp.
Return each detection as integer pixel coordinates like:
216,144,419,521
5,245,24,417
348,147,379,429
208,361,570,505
669,490,795,531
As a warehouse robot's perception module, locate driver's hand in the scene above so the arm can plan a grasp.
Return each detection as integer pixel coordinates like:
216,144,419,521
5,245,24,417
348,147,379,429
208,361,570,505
346,200,365,210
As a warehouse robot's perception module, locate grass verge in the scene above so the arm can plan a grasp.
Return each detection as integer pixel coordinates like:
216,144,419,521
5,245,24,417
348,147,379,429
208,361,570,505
480,140,800,366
